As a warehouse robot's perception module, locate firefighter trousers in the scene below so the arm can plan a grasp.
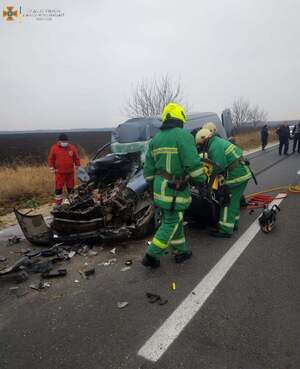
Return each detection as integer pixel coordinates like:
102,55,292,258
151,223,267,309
218,181,248,235
147,209,187,259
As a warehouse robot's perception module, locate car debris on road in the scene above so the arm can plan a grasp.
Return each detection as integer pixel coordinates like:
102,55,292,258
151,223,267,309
0,239,105,287
101,258,117,266
7,236,22,246
117,301,129,309
146,292,168,306
30,281,51,291
121,266,131,272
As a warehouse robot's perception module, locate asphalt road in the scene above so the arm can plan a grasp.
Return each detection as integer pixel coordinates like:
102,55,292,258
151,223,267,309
0,147,299,369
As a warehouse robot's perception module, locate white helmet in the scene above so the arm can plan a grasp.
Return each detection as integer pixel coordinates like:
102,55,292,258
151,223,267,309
203,122,217,134
195,128,212,145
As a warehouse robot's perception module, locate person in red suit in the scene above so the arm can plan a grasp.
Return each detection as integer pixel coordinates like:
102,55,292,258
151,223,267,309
48,133,81,206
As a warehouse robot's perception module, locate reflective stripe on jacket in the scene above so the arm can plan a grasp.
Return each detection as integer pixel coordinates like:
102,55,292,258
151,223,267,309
207,136,252,186
144,125,206,211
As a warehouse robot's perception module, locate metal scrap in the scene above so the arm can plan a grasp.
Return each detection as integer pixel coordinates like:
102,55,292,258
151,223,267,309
29,259,53,274
30,281,51,290
7,236,21,246
146,292,168,306
42,269,67,278
0,271,28,283
83,268,95,277
0,257,30,275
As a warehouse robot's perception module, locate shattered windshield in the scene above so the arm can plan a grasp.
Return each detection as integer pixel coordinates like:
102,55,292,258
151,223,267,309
111,117,161,161
111,141,150,162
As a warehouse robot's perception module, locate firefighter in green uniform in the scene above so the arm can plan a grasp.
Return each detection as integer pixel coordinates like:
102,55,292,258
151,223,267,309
142,103,207,268
196,127,252,238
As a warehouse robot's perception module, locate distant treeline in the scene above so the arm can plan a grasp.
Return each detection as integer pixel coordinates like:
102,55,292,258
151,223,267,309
0,131,111,166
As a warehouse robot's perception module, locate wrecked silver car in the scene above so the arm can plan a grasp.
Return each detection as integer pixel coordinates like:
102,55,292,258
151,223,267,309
16,111,234,246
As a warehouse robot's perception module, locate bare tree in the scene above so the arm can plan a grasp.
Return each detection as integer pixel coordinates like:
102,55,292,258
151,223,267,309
125,75,185,118
248,104,268,127
231,98,268,127
231,98,252,127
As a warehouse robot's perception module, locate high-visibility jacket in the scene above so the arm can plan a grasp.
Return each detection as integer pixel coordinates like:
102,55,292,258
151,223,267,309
48,143,80,174
207,135,251,186
144,122,206,211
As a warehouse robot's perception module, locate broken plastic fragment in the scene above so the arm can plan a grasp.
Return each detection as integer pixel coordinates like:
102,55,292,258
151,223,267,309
121,266,131,272
88,250,98,257
30,281,51,291
102,258,117,266
68,251,76,259
117,301,128,309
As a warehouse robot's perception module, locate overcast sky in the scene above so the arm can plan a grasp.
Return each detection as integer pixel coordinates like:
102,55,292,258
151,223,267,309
0,0,299,131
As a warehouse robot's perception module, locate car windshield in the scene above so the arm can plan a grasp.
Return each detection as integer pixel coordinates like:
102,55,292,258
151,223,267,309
112,117,162,143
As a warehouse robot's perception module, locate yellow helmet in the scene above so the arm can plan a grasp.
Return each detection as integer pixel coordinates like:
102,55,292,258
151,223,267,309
161,102,186,123
203,122,217,134
195,128,212,145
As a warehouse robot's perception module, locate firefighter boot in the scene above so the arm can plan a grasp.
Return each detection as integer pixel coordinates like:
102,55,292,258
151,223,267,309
142,253,160,269
174,250,192,263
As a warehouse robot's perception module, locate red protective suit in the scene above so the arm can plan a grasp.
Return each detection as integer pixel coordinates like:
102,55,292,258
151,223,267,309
48,143,81,205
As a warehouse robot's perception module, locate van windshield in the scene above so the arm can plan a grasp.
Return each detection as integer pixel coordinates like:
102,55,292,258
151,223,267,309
112,117,161,143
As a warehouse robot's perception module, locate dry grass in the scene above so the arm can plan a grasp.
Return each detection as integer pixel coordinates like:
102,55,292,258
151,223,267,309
235,128,278,151
0,156,89,217
0,165,53,216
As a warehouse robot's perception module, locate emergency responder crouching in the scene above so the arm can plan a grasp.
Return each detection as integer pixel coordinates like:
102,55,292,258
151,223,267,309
195,128,252,238
203,122,217,135
48,133,81,206
142,103,207,268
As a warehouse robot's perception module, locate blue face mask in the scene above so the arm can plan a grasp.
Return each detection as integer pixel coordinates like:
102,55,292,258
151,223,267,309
60,142,69,148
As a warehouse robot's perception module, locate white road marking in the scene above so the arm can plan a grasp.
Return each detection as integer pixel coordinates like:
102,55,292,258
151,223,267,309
138,194,285,362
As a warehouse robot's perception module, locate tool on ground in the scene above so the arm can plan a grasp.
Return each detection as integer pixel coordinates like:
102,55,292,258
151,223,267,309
246,194,274,209
258,204,280,233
